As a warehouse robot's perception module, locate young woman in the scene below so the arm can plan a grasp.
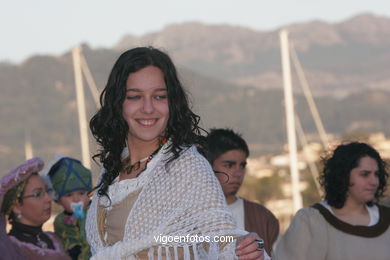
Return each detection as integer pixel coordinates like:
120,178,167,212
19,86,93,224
273,142,390,260
0,157,70,259
86,47,265,259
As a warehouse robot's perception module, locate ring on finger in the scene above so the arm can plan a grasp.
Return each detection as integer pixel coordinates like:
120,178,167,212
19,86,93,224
255,239,264,251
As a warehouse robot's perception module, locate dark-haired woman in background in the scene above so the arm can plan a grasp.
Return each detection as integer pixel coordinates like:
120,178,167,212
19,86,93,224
86,47,265,259
273,142,390,260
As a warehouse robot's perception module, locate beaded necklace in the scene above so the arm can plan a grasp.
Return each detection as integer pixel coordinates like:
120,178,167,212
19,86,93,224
123,137,168,175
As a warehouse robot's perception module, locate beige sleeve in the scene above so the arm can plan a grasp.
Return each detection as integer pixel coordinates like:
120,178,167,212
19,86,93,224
273,207,328,260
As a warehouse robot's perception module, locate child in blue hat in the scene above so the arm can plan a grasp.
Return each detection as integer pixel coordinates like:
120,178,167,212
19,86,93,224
48,157,92,260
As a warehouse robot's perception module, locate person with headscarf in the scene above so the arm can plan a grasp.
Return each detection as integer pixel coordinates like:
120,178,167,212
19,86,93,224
0,157,70,259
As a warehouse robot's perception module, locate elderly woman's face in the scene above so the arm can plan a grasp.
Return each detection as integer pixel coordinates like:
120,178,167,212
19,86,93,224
13,175,52,226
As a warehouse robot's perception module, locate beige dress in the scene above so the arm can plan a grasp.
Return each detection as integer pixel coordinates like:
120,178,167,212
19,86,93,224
273,203,390,260
86,144,246,260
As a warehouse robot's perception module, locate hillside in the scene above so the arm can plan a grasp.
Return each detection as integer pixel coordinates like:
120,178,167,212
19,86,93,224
116,13,390,96
1,13,390,175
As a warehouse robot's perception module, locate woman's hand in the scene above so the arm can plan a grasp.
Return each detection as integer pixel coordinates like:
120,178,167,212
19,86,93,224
236,232,265,260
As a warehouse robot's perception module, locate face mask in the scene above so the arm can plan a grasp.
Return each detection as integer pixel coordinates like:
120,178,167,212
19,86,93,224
70,201,85,220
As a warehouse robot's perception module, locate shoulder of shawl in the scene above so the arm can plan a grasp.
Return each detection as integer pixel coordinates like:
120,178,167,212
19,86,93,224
167,145,212,176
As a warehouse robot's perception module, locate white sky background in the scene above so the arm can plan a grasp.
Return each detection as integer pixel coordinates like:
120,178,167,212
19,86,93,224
1,0,390,63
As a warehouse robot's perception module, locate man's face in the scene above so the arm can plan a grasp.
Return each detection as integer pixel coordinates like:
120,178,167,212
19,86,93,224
212,149,247,197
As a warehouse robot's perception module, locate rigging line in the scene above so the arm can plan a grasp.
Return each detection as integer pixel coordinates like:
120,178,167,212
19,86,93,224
289,42,329,150
80,52,100,108
294,114,323,197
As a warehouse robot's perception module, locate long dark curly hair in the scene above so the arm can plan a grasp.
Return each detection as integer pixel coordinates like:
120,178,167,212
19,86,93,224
319,142,388,208
90,47,205,198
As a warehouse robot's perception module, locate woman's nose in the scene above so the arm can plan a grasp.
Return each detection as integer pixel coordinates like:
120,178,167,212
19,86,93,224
44,191,52,202
370,173,379,186
142,97,154,114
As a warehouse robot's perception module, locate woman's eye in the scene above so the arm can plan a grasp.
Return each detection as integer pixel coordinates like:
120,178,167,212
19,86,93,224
34,191,43,198
155,95,167,100
126,95,140,100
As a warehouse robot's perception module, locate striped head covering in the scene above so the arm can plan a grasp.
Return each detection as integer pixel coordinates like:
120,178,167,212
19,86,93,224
48,157,92,199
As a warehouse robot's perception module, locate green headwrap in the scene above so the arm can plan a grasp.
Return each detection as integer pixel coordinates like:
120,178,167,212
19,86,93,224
48,157,92,199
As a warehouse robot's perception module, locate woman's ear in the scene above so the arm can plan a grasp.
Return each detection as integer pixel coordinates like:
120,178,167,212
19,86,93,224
11,202,22,216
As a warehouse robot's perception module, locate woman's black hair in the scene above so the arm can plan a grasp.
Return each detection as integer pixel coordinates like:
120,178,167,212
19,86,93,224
90,47,205,198
319,142,388,208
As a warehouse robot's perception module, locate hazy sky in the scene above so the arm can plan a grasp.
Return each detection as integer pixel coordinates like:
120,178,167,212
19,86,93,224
2,0,390,63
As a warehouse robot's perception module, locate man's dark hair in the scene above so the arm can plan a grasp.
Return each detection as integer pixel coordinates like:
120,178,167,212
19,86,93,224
204,128,249,165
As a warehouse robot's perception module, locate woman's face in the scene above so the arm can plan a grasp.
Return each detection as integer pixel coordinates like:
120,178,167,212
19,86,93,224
13,175,52,226
123,66,169,146
347,156,380,205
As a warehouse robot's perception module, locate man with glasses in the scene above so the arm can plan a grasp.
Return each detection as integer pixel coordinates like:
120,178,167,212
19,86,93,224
204,128,279,256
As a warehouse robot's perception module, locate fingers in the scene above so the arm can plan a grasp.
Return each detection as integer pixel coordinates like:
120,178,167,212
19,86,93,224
236,238,261,257
238,250,264,260
236,232,260,249
236,233,264,260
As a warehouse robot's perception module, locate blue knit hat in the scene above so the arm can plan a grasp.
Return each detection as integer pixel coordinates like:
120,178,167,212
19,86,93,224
48,157,92,199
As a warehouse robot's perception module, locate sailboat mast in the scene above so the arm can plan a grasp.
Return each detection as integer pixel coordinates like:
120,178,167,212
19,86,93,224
72,46,91,169
279,29,303,212
24,129,33,160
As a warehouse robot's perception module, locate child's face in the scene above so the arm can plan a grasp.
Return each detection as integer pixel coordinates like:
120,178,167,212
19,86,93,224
58,190,90,213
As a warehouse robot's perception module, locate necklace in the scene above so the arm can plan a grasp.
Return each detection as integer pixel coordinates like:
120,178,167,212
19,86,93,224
123,137,168,175
123,153,155,174
138,155,152,164
21,231,48,249
36,233,48,249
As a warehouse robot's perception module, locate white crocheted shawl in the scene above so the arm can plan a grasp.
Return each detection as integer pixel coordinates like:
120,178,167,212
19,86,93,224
86,142,246,259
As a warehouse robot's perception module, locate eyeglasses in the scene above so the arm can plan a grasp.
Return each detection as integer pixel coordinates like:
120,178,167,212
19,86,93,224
20,188,55,200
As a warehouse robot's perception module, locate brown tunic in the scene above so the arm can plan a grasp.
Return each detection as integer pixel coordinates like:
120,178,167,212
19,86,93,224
243,199,279,255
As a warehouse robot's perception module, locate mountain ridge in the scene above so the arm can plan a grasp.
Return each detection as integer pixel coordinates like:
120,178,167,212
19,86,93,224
115,13,390,95
1,13,389,173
